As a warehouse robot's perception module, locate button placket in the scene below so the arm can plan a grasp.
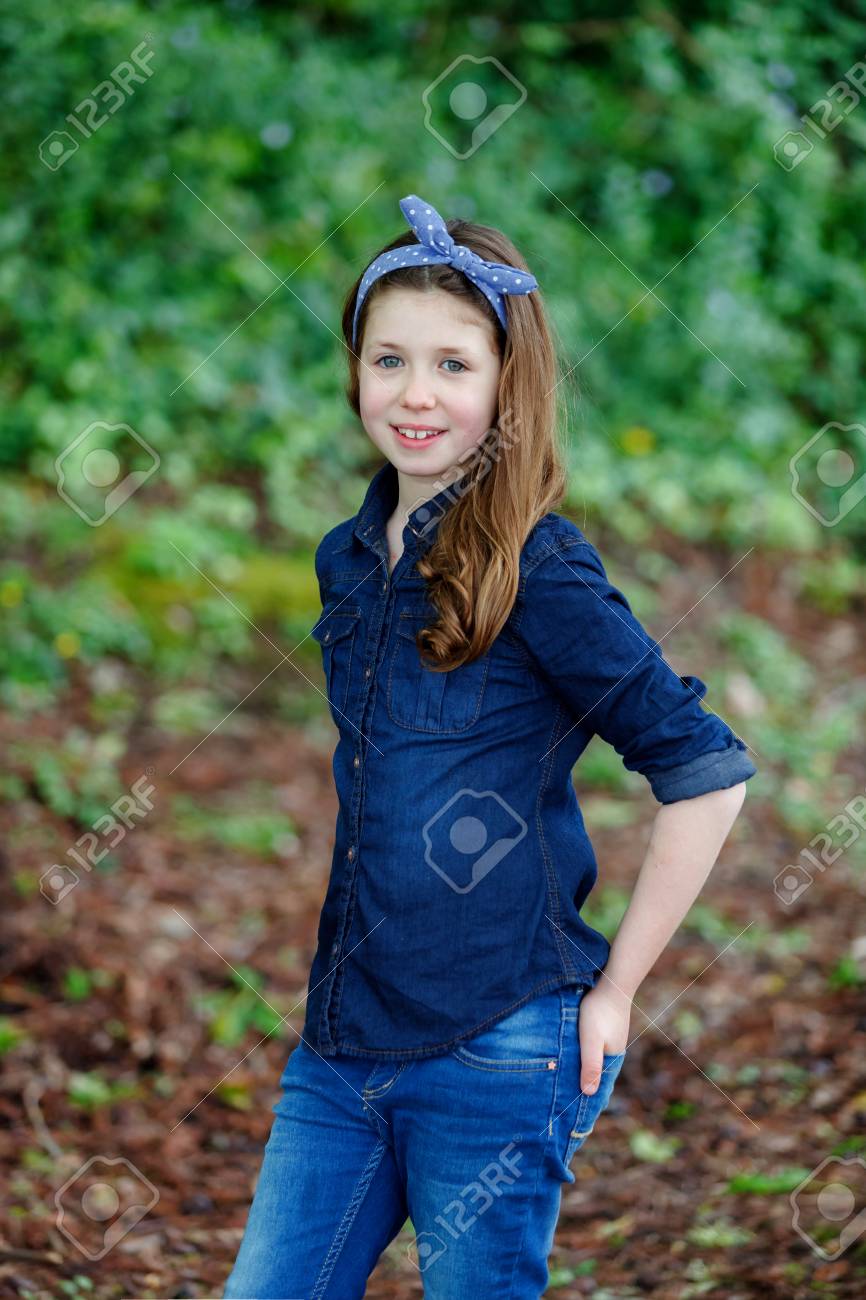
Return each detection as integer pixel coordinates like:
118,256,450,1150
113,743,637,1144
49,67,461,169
324,563,389,1037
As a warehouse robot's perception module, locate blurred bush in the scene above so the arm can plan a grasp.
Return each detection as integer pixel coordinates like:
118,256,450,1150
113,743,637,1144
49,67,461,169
0,1,863,810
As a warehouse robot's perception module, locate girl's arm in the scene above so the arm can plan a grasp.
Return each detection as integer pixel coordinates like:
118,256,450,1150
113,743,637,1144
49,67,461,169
578,780,748,1093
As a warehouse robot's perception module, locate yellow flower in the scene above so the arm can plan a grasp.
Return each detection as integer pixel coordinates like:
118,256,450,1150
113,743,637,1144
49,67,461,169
0,579,23,607
55,631,81,658
620,425,655,456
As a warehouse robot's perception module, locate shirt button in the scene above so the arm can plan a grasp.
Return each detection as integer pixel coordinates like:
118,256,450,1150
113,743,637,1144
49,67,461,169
347,846,355,861
381,582,387,592
330,943,339,957
353,754,360,767
365,667,371,678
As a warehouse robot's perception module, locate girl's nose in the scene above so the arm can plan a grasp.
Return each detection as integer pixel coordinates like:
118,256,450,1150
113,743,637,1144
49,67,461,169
401,373,436,409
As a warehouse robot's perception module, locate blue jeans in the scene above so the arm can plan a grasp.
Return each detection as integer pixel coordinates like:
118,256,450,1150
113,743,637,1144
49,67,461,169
222,983,626,1299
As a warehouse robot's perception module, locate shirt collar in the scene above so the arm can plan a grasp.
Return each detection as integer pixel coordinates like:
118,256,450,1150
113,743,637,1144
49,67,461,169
352,460,467,553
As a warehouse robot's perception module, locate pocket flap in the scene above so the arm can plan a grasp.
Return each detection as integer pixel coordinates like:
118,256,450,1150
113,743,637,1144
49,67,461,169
310,607,361,646
395,608,431,640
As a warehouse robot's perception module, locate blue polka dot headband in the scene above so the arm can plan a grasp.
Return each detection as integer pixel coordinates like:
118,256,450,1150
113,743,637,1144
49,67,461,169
351,194,539,349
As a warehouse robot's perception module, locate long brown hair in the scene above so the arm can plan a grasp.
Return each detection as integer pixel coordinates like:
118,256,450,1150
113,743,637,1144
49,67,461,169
341,209,569,671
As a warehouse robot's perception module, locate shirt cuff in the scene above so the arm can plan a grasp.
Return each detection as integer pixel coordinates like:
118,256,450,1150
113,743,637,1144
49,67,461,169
644,739,758,805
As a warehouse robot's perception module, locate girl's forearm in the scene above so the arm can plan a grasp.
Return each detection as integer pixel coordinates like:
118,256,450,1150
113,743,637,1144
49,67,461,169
602,782,748,1001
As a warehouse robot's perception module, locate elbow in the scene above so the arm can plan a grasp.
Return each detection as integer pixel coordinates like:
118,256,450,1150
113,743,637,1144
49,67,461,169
701,780,748,820
706,780,747,805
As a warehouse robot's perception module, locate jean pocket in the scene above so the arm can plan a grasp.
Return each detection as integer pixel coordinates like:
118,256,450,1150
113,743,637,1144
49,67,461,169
563,1051,625,1163
449,991,563,1072
386,608,489,733
310,605,361,726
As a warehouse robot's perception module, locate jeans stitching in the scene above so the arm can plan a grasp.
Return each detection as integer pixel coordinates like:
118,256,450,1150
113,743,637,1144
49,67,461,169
501,994,567,1299
362,1063,408,1098
309,1139,389,1300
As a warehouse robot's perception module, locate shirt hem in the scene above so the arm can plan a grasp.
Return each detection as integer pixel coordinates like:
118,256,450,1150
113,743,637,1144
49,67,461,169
308,973,597,1061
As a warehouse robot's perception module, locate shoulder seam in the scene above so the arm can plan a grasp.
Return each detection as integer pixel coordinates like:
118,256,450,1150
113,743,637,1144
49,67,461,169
523,531,594,581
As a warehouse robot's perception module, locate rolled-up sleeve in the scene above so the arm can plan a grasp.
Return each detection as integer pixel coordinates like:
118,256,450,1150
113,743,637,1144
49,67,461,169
520,535,757,804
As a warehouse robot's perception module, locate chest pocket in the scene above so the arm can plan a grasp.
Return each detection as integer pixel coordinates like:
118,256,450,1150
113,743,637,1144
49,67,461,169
310,606,362,727
386,608,489,734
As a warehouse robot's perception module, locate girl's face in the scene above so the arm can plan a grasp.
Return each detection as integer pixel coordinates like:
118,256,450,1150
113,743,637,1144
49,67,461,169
358,287,501,487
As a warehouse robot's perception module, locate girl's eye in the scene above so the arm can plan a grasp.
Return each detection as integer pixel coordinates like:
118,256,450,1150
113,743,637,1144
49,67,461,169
375,355,466,373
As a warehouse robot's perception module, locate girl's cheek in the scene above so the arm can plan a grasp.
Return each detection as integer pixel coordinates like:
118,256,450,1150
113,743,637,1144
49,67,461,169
358,384,384,423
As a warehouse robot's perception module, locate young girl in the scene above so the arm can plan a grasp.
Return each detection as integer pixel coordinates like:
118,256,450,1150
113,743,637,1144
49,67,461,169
223,194,757,1299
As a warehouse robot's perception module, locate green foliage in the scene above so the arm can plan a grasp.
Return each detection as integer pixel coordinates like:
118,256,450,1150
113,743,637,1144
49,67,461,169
716,610,864,827
828,954,865,988
664,1099,697,1121
194,965,287,1047
67,1070,138,1109
8,730,126,827
687,1218,755,1247
62,966,116,1001
580,884,630,939
629,1129,682,1162
57,1279,95,1300
548,1261,597,1286
0,1018,25,1054
3,0,865,545
170,791,299,858
726,1166,813,1194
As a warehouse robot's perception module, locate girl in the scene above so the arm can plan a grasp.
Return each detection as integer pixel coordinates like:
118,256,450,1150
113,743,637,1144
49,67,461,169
223,194,757,1299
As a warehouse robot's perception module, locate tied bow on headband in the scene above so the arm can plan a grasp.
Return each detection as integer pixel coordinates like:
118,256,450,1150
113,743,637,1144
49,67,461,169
352,194,538,348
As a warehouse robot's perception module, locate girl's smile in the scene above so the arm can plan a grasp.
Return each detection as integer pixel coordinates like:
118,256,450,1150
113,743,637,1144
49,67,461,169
390,423,449,447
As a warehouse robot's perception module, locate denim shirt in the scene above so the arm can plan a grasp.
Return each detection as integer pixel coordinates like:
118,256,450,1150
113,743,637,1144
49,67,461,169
301,461,757,1060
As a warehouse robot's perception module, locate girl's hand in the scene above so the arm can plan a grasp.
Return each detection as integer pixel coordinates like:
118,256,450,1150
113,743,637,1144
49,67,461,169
578,979,632,1094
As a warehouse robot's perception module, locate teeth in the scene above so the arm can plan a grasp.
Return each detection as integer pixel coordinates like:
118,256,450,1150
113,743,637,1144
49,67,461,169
396,427,445,440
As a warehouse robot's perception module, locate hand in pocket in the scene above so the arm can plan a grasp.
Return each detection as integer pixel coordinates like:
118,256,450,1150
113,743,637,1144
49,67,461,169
577,979,632,1094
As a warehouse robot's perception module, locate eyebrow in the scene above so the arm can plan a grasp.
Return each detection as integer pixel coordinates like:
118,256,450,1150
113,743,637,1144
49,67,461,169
367,340,478,353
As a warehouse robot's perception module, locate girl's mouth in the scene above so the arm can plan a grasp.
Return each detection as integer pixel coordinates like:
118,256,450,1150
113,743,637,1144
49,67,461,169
391,424,448,447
